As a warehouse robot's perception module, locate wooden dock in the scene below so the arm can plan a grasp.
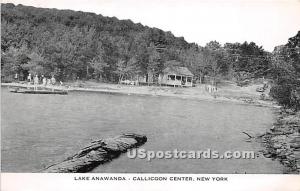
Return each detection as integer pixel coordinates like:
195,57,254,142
5,83,68,95
10,89,68,95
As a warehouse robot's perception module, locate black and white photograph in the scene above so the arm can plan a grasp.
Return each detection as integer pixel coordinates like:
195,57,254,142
1,0,300,189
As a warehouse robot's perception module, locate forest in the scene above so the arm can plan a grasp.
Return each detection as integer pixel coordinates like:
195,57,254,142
1,3,299,108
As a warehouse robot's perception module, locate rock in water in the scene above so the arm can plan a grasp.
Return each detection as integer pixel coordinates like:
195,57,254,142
42,133,147,173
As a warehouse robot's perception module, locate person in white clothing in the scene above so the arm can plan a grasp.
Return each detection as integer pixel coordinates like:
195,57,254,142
33,75,39,91
42,75,47,87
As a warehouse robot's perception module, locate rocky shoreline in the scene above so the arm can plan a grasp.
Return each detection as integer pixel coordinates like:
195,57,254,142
42,133,147,173
260,109,300,174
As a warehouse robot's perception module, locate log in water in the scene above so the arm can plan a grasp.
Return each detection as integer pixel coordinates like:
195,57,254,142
42,133,147,173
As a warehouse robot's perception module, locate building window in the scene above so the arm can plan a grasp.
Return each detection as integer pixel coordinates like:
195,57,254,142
169,75,175,80
187,77,192,82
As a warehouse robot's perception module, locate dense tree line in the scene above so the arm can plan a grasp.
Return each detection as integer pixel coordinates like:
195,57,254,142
1,3,273,83
1,3,299,110
269,31,300,110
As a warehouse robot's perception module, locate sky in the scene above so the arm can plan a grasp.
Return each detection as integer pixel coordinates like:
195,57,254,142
2,0,300,51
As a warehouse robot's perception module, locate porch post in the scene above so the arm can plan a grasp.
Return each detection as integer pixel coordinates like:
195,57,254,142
185,76,188,86
180,75,182,87
174,74,176,87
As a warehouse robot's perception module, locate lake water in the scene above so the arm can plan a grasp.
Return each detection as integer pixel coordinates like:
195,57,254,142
1,87,284,173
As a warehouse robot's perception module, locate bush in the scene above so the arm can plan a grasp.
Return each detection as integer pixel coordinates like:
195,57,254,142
270,84,300,111
269,84,293,107
290,89,300,111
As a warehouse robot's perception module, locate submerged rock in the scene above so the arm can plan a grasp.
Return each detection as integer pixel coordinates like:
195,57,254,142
42,133,147,173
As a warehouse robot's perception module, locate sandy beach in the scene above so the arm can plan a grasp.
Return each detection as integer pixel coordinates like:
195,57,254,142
1,80,278,108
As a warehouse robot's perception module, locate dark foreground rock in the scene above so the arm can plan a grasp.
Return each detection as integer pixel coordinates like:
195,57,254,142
260,109,300,174
42,133,147,173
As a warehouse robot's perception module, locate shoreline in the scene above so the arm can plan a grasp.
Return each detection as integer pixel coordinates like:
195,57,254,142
4,81,298,174
260,109,300,174
1,82,279,108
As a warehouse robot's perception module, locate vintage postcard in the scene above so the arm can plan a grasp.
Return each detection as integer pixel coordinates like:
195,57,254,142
1,0,300,190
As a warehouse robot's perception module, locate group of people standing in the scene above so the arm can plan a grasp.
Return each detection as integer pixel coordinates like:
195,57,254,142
27,74,56,90
205,84,217,93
